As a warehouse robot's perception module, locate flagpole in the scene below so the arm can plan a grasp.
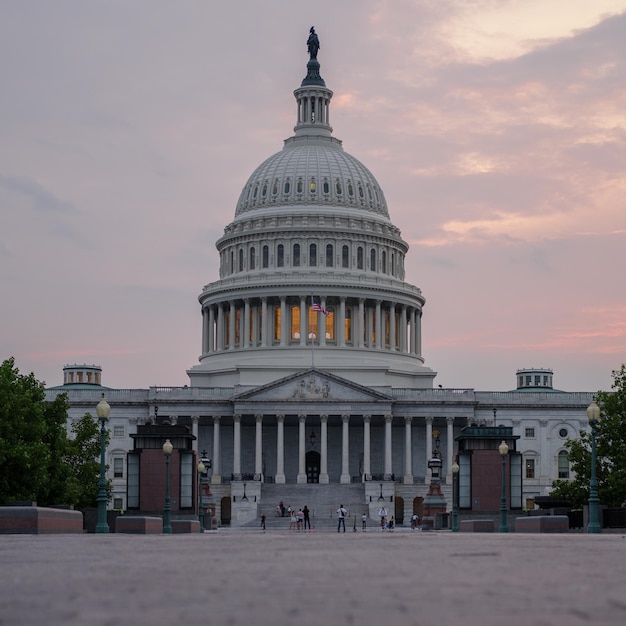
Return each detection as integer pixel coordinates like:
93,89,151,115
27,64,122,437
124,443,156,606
310,294,315,368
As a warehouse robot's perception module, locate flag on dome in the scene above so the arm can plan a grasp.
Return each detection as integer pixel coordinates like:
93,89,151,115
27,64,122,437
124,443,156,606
311,296,329,316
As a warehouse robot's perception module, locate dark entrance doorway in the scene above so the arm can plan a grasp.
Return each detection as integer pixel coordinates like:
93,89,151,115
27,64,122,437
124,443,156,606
306,451,321,483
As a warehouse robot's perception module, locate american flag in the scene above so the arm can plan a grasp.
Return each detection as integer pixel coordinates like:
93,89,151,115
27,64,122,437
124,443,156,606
311,297,329,316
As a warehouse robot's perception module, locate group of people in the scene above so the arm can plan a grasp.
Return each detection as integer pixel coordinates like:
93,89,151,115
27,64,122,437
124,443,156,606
276,501,312,531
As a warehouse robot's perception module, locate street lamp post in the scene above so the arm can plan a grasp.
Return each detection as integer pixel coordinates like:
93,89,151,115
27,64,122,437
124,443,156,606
197,460,206,533
163,439,174,534
586,400,602,534
451,461,460,532
498,440,509,533
95,396,111,534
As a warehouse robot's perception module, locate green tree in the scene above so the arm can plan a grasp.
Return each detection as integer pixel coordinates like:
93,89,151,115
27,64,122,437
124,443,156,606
0,358,107,507
551,364,626,508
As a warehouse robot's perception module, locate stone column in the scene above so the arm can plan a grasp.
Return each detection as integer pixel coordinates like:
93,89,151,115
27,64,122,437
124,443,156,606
400,305,407,353
375,300,382,349
425,416,433,485
446,416,455,484
217,303,225,351
389,303,396,351
384,414,393,480
417,309,422,356
338,296,346,347
280,296,287,347
208,306,215,353
251,302,259,347
358,298,365,348
299,296,306,345
211,416,221,484
191,415,199,453
404,416,413,484
297,414,307,483
202,308,209,355
363,414,371,481
319,414,329,484
255,414,263,481
243,299,251,348
275,414,285,484
229,301,236,349
233,414,242,480
340,414,351,484
261,297,268,347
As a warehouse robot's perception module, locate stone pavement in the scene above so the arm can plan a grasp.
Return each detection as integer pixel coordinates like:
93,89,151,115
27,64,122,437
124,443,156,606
1,529,625,626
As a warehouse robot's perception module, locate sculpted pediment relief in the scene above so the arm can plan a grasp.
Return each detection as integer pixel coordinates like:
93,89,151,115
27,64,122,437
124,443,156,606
234,370,390,403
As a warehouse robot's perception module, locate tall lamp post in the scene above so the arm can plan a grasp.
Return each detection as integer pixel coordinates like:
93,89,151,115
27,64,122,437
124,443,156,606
197,460,206,533
498,440,509,533
95,396,111,533
451,461,460,532
163,439,174,534
586,400,602,534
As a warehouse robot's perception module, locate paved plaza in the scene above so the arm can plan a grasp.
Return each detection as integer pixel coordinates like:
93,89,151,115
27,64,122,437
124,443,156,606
1,530,625,625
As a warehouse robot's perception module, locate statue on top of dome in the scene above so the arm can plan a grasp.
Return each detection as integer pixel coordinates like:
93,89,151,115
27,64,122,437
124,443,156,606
307,27,320,60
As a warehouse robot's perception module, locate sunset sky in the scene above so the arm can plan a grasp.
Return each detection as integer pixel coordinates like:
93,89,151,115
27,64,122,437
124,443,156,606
1,1,625,393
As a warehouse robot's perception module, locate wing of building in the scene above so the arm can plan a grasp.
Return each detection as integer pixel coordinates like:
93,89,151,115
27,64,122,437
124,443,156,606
46,33,594,529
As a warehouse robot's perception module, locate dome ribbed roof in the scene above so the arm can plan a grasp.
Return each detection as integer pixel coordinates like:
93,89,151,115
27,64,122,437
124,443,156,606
235,137,389,219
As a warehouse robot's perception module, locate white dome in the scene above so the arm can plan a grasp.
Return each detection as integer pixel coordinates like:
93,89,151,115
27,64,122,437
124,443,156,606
235,136,390,220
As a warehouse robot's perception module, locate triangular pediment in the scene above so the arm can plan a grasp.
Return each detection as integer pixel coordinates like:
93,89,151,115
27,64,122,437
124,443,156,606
233,368,392,404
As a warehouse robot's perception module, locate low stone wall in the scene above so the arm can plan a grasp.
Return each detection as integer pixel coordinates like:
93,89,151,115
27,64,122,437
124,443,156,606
172,520,201,533
459,519,495,533
0,506,83,534
515,515,569,533
115,516,163,534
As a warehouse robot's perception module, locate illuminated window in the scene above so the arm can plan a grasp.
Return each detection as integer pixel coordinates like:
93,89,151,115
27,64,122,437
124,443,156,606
525,458,535,479
309,243,317,267
384,310,390,346
234,309,241,345
291,306,301,340
310,180,316,193
274,307,281,341
325,309,335,341
307,306,318,341
293,243,300,267
345,308,352,342
272,180,278,195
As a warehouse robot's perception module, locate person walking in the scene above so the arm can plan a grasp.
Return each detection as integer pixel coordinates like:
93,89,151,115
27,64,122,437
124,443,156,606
378,505,388,530
337,504,348,532
303,505,311,530
261,514,266,530
361,513,368,531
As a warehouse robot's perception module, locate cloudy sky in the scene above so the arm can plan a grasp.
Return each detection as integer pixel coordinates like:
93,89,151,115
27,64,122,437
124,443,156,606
1,1,625,393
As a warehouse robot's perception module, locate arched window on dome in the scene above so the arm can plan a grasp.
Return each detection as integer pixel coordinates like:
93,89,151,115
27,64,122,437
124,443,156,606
370,248,377,272
277,244,284,268
238,249,244,272
293,243,300,267
358,184,364,199
262,245,269,269
367,185,373,202
253,184,259,199
347,181,354,197
342,245,349,268
336,180,343,195
250,246,256,270
382,250,387,274
310,179,317,194
309,243,317,267
326,244,333,267
297,179,304,195
284,179,291,194
272,180,279,196
261,182,268,198
230,251,234,275
357,246,364,270
323,179,330,195
390,253,395,277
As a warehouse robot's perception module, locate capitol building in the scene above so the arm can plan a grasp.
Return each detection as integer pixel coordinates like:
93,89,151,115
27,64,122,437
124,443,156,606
46,32,594,527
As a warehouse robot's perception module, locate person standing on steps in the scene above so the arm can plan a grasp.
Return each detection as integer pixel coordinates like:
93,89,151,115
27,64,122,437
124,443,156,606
361,513,368,531
337,504,348,532
303,505,311,531
261,514,266,530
